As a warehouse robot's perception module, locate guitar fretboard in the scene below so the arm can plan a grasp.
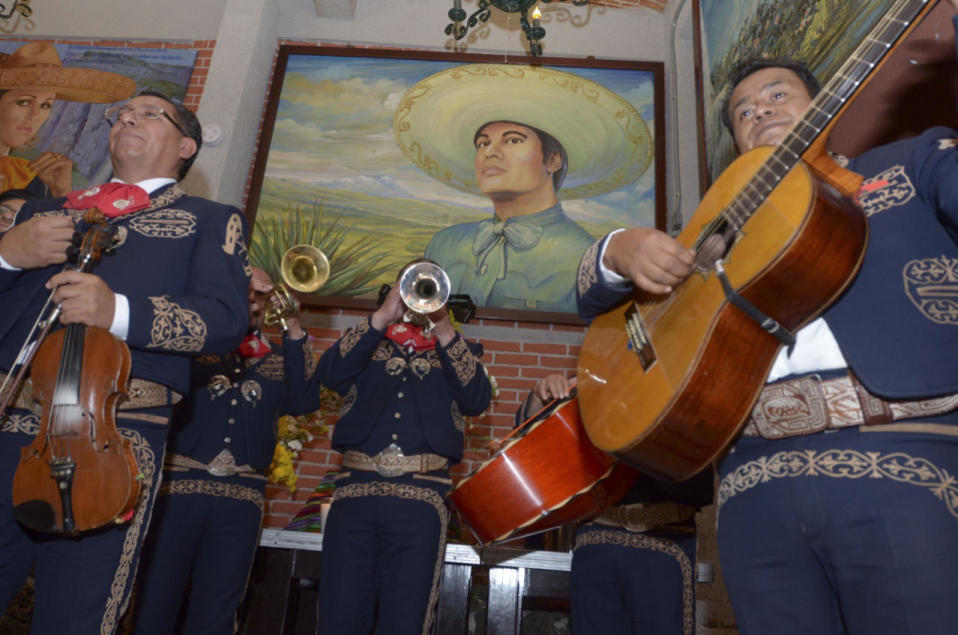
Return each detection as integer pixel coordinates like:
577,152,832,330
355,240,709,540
702,0,929,246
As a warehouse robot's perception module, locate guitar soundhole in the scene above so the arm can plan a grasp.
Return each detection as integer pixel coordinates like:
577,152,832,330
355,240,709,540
625,304,656,371
694,218,737,272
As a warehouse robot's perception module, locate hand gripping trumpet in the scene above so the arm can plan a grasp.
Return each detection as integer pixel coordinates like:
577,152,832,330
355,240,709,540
397,260,451,337
263,244,330,332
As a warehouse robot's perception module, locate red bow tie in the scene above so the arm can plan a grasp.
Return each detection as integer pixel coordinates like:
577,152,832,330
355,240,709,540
64,183,151,218
238,333,271,358
386,323,436,352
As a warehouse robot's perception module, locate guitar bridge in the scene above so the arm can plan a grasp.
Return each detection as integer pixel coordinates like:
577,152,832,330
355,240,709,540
625,303,656,370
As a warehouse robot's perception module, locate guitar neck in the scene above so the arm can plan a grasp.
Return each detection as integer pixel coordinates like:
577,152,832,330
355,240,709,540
723,0,932,231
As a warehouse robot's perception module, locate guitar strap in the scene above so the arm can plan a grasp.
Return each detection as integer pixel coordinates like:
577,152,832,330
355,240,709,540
714,261,796,349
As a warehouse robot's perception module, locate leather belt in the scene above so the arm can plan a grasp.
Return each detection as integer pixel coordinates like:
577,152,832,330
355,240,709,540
593,501,697,533
122,378,183,410
166,452,259,478
0,373,39,414
742,373,958,440
342,444,448,477
0,373,181,415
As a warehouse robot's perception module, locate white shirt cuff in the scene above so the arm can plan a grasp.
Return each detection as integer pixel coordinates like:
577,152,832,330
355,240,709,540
597,228,630,286
111,293,130,340
0,253,20,271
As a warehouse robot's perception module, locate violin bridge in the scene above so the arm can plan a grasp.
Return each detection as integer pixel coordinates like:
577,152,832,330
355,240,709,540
625,303,656,371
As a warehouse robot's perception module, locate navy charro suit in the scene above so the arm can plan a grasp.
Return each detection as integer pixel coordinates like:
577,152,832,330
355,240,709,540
577,124,958,634
0,184,250,634
132,331,321,634
717,127,958,635
316,317,491,635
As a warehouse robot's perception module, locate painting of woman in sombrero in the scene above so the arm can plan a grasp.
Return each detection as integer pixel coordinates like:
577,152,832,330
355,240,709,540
0,42,134,197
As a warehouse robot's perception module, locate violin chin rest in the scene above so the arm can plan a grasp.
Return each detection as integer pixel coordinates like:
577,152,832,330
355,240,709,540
14,500,58,533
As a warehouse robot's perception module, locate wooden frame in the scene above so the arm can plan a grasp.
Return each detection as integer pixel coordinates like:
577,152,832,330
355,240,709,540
246,46,665,324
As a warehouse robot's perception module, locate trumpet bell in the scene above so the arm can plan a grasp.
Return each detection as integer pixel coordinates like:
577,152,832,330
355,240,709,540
399,261,451,314
281,244,330,293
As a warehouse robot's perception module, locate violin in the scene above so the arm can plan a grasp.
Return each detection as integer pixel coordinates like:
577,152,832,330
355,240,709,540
11,211,141,534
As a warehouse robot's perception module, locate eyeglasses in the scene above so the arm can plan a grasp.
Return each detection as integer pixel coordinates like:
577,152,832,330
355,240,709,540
104,103,189,138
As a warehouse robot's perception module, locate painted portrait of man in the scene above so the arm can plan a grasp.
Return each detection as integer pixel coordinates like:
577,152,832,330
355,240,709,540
394,64,653,313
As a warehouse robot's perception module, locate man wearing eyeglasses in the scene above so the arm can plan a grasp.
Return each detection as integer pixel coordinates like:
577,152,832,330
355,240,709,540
0,188,34,232
0,90,250,634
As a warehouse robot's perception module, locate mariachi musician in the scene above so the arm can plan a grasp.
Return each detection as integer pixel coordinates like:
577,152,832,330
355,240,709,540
315,260,492,634
577,4,958,631
132,266,322,633
517,374,713,635
0,91,249,633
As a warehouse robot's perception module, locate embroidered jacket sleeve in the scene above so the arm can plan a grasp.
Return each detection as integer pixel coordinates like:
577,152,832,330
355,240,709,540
123,199,250,356
0,200,41,292
316,317,385,396
435,333,492,417
279,333,322,416
908,127,958,231
576,233,635,322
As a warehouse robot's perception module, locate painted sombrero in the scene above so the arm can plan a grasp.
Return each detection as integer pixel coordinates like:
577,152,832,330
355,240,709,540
0,42,135,104
393,64,653,200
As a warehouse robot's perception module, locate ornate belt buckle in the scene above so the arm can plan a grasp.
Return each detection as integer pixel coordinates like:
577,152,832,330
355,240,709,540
207,449,238,477
751,375,829,439
208,465,230,477
374,443,405,477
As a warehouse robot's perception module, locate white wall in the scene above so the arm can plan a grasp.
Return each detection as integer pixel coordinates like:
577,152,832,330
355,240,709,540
30,0,230,39
21,0,702,223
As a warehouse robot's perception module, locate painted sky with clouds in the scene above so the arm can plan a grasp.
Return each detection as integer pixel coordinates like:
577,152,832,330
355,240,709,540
264,54,660,228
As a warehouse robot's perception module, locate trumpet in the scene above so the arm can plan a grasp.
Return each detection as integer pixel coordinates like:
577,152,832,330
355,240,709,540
262,283,300,332
397,260,451,336
263,244,330,332
281,244,330,293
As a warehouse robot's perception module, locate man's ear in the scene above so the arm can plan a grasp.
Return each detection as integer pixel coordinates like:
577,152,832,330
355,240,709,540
546,151,562,174
178,137,198,161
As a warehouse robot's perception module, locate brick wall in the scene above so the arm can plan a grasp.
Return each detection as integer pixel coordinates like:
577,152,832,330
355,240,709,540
262,306,585,528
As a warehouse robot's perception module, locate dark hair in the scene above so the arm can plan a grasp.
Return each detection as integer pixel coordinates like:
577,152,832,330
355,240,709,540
720,59,821,137
135,90,203,180
0,188,35,206
474,121,569,191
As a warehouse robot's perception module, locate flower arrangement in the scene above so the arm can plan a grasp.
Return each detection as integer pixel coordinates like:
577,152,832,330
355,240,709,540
267,414,317,492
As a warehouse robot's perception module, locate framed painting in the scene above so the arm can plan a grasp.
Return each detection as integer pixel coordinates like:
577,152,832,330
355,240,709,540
0,41,197,193
246,47,665,323
692,0,902,186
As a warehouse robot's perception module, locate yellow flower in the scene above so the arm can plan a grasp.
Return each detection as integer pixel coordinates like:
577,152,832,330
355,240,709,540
268,444,298,492
267,394,335,492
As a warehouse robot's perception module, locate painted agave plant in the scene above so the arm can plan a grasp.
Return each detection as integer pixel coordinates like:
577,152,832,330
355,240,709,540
251,202,393,297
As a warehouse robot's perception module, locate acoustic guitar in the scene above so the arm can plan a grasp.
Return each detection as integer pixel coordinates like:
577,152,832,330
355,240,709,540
449,390,638,546
577,0,936,482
